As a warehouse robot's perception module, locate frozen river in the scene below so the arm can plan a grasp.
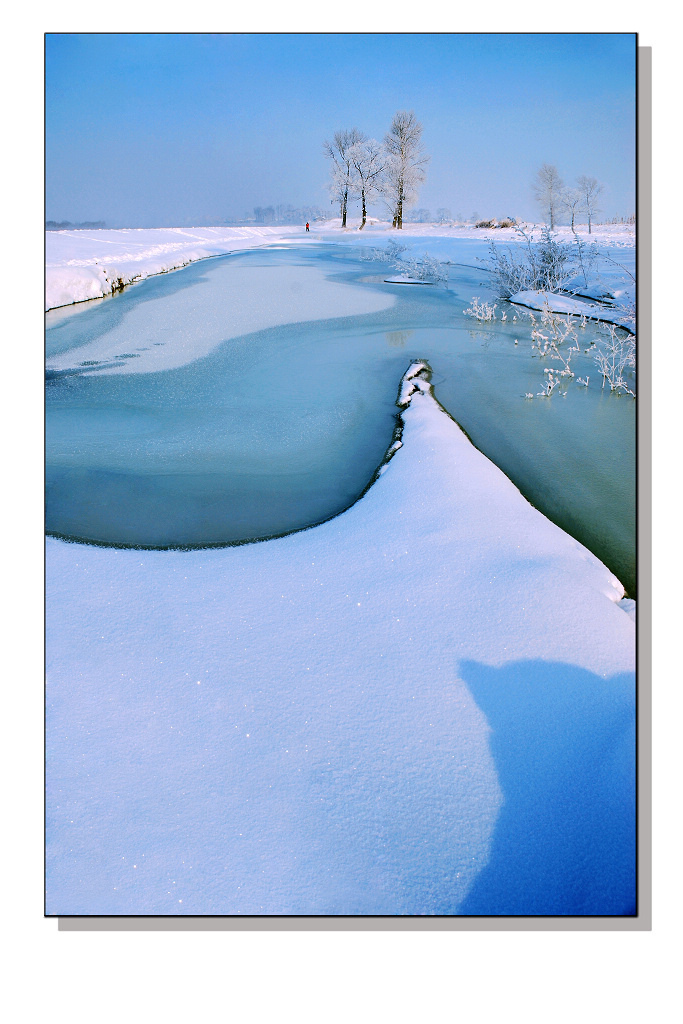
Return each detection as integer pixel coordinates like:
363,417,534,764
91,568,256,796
45,242,636,595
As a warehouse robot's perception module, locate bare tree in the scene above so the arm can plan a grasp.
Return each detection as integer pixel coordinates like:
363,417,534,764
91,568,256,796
532,163,564,230
561,187,583,229
323,128,365,228
348,138,386,229
382,111,429,229
576,175,604,234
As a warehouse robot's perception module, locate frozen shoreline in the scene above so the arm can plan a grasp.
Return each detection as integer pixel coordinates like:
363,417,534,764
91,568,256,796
509,289,635,331
45,225,303,310
46,362,635,916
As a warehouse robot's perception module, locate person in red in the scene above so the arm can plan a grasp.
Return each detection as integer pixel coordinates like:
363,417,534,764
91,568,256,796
305,222,310,232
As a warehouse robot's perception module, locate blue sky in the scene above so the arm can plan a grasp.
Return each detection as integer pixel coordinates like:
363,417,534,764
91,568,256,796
46,33,636,226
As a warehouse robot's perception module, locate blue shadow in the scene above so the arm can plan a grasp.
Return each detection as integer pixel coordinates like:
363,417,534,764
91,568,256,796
457,659,636,916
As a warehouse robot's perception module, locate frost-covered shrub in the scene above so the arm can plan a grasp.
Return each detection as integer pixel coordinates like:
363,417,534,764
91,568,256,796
536,368,564,397
592,324,636,396
363,240,448,285
484,226,598,298
523,304,635,400
384,239,410,263
360,239,410,264
524,302,581,397
476,219,497,229
528,304,579,362
464,297,497,321
405,253,449,285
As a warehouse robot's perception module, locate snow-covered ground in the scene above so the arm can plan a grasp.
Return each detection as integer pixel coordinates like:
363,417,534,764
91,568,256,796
45,220,635,311
46,363,635,916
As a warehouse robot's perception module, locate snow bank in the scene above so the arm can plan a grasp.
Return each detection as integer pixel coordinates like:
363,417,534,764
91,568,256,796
510,289,635,330
46,362,635,916
45,225,303,310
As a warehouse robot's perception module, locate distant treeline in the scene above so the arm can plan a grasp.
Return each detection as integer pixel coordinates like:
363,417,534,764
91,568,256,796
247,205,326,226
46,220,107,230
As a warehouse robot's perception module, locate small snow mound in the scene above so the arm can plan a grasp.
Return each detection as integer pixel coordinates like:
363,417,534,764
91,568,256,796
398,361,433,407
405,361,431,381
384,276,433,285
618,598,636,622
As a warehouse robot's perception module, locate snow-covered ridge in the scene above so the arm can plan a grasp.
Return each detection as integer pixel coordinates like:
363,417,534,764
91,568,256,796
46,360,635,915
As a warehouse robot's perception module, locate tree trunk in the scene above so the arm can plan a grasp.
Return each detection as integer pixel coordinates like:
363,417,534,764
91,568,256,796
360,188,366,229
342,188,348,228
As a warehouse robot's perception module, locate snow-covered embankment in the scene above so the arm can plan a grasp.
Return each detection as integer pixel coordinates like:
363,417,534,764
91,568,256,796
45,225,303,310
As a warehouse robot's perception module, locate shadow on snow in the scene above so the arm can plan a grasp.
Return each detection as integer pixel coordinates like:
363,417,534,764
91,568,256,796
457,658,635,917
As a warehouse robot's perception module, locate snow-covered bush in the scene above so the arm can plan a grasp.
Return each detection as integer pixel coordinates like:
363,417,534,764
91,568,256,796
361,238,409,263
524,304,635,400
362,240,448,284
484,226,598,298
592,324,636,396
537,368,564,397
524,302,581,397
405,252,449,285
475,217,516,230
464,297,497,321
528,303,579,363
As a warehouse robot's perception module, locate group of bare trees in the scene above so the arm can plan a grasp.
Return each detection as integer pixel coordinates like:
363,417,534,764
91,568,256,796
324,111,429,229
533,163,604,233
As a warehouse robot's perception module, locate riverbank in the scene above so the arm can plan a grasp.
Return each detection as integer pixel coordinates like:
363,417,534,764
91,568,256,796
45,221,635,310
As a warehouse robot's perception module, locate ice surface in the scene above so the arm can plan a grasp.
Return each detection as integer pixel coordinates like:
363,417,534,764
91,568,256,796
46,363,635,916
46,262,395,375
